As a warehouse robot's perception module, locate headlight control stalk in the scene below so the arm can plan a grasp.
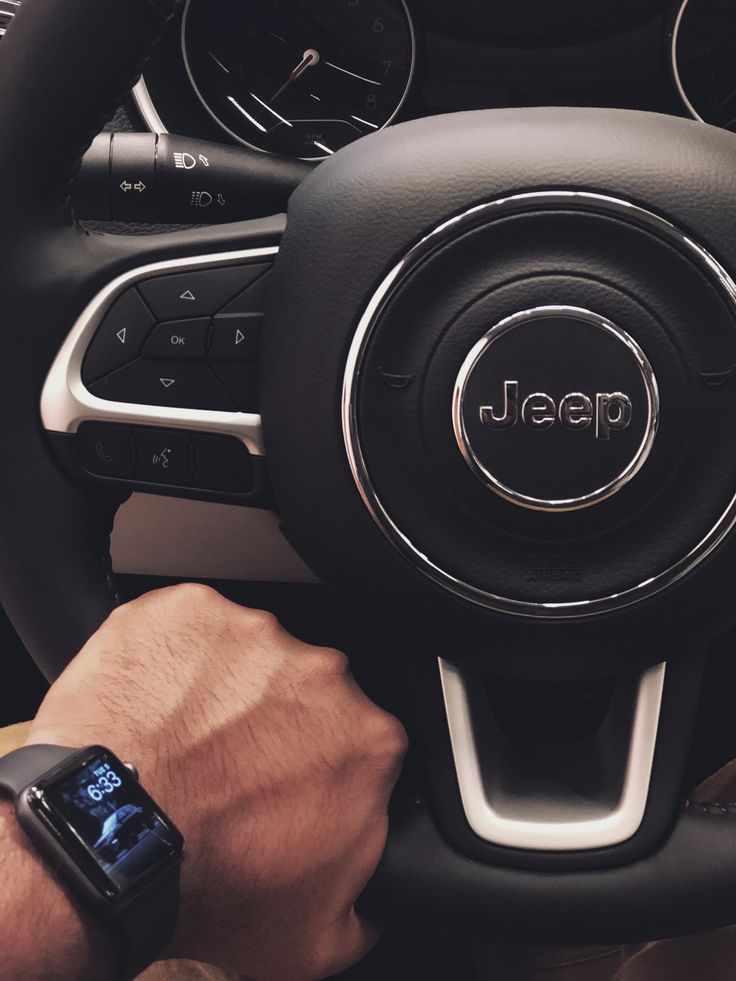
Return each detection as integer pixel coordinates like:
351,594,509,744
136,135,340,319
73,132,311,224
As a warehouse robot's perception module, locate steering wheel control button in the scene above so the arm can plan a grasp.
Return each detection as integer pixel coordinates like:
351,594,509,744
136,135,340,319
81,288,155,384
78,422,134,478
217,271,271,316
89,359,236,411
209,316,261,361
192,434,253,493
142,318,210,360
137,264,271,321
208,361,259,412
134,428,192,486
452,307,659,511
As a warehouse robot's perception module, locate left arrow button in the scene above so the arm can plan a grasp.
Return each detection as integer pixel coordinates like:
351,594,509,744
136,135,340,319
82,288,155,385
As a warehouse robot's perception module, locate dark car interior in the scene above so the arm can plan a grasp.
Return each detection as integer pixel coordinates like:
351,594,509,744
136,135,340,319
6,0,736,978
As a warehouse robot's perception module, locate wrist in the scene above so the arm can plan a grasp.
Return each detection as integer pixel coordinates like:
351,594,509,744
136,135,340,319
0,796,116,981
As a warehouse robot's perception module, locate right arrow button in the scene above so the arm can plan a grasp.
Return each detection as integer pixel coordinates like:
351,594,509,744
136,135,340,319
209,315,262,361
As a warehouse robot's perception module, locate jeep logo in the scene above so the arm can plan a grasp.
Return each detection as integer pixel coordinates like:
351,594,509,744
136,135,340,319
479,381,632,440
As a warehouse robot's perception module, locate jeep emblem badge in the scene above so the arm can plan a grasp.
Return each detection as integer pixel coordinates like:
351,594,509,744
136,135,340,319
480,381,634,439
452,306,659,511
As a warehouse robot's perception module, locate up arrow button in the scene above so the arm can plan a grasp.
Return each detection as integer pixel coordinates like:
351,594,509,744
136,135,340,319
138,263,272,320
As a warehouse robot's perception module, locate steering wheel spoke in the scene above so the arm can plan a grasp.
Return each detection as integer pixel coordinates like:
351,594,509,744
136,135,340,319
41,223,283,511
438,656,668,854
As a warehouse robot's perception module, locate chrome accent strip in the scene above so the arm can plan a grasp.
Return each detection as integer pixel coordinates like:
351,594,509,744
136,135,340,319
670,0,701,123
452,305,659,512
439,658,666,851
178,0,417,162
132,77,169,135
341,190,736,618
40,247,279,457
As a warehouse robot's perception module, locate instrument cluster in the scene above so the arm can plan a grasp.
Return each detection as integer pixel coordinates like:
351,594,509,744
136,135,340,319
131,0,736,161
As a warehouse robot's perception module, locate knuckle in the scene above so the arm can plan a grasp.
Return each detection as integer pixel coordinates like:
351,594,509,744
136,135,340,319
365,709,408,764
296,646,350,682
142,582,221,617
113,585,230,643
153,584,225,628
313,646,349,674
240,607,280,634
166,582,220,605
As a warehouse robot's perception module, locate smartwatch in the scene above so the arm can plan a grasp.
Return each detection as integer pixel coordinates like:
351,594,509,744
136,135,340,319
0,744,184,979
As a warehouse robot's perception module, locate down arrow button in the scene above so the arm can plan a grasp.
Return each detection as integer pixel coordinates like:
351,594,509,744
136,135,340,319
89,360,236,411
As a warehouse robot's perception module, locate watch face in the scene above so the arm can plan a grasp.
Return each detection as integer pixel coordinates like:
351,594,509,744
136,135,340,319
28,747,182,901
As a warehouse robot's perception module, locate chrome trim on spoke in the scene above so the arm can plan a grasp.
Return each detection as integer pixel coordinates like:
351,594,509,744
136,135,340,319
40,247,278,457
341,190,736,618
439,658,666,851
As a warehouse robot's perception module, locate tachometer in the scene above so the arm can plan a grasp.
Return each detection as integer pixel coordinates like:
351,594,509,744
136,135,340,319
182,0,416,160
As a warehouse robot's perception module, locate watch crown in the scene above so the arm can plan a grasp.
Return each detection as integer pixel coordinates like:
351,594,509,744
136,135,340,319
123,761,139,782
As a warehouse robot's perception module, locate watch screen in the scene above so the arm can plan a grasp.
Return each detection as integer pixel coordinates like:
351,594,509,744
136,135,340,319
34,747,182,900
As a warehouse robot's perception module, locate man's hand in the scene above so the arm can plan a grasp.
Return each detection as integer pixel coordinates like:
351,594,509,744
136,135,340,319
27,584,407,980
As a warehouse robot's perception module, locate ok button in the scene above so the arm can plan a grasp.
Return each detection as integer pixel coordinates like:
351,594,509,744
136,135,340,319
142,318,210,360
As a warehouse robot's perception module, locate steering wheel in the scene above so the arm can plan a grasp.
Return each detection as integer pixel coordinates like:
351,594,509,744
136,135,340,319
7,0,736,947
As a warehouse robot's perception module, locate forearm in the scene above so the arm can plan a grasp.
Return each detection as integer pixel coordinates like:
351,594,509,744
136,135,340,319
0,799,113,981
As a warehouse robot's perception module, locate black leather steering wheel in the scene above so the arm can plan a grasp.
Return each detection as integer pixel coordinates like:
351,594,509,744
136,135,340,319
7,0,736,947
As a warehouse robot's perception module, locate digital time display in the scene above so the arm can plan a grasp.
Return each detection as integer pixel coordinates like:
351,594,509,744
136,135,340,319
32,748,182,900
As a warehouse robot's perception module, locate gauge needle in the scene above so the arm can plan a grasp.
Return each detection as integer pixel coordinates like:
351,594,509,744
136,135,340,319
271,48,320,102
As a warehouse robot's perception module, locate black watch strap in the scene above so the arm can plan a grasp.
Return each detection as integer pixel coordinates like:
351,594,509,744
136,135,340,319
0,744,181,979
0,744,73,793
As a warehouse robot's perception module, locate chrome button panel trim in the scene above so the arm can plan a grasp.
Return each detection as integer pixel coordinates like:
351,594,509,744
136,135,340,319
41,247,278,457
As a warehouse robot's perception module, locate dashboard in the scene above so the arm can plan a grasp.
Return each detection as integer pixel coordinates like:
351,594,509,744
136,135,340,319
132,0,736,163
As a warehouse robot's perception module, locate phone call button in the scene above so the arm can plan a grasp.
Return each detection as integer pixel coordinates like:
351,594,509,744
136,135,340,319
78,423,134,478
